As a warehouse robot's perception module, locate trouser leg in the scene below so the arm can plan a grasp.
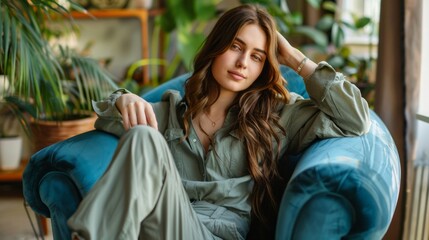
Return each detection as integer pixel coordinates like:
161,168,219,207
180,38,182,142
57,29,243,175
67,126,215,240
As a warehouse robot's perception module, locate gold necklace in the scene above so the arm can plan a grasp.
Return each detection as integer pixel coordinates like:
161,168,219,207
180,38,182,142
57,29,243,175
204,112,217,127
198,117,213,141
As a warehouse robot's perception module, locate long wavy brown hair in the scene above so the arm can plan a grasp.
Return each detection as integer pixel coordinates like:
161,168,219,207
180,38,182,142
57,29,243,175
183,4,291,225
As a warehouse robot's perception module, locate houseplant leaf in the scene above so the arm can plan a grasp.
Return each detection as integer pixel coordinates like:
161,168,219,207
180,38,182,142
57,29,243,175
327,55,345,68
355,17,372,29
1,0,118,138
295,26,328,47
194,0,219,21
331,22,345,48
177,31,206,70
316,15,334,31
322,1,337,12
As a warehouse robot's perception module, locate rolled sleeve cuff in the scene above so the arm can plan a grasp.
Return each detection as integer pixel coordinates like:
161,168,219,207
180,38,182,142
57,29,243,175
304,61,339,102
91,88,131,119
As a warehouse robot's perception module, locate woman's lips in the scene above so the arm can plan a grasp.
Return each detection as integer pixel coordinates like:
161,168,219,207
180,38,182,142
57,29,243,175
228,70,246,80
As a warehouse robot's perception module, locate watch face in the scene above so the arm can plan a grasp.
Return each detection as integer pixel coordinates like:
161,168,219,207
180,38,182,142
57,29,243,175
90,0,129,9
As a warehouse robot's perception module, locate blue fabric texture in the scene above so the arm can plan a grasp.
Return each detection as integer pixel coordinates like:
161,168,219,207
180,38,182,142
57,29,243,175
290,193,353,239
276,111,400,239
22,66,400,240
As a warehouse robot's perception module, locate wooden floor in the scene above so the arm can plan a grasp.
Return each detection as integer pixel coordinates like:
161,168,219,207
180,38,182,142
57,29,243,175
0,182,52,240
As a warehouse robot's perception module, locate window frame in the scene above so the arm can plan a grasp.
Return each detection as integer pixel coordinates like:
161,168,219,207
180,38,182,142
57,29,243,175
337,0,381,45
418,0,429,121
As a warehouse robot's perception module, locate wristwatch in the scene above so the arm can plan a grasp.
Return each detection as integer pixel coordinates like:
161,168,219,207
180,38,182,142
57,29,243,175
90,0,129,9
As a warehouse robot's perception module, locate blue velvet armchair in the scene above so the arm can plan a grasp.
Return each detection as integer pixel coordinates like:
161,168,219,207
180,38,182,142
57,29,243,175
22,66,401,240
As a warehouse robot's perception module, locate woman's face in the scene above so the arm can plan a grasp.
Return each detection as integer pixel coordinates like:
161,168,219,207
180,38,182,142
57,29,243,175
211,24,267,95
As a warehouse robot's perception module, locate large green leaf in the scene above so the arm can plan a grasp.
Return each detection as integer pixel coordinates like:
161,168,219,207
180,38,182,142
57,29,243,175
322,1,337,12
338,46,352,58
295,26,328,47
159,0,221,39
159,10,177,33
160,0,196,31
355,17,372,29
290,12,303,25
157,0,222,76
177,31,206,70
331,23,345,48
194,0,220,21
327,55,345,68
316,15,334,31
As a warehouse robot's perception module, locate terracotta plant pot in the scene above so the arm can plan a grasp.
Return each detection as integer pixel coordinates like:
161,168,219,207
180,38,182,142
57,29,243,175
31,115,97,152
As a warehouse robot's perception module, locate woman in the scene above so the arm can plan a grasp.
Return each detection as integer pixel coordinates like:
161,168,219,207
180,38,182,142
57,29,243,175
68,4,370,240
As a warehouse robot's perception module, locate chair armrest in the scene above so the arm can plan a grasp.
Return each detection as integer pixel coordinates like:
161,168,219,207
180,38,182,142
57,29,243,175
276,111,401,239
22,130,119,217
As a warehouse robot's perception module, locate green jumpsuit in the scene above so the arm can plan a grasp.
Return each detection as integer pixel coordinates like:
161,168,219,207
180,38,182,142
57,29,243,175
67,62,370,240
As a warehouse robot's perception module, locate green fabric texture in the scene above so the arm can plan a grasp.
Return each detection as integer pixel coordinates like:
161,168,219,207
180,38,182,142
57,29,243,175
89,62,370,238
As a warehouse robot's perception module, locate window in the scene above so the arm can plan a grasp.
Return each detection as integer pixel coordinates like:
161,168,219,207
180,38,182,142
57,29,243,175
405,3,429,239
418,0,429,121
338,0,381,45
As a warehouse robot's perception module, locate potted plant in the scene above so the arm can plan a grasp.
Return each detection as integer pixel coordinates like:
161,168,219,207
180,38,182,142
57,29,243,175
0,67,23,170
0,103,23,171
1,0,118,152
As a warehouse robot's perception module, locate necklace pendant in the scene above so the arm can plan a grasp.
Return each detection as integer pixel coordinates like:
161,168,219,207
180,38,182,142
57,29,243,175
212,122,216,127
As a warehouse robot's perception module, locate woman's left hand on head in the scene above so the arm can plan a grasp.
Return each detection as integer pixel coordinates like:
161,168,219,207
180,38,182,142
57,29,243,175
276,31,317,77
276,31,294,65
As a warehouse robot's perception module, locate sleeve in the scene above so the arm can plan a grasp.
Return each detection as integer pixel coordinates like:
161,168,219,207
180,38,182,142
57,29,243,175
91,88,130,137
90,89,177,137
281,62,370,154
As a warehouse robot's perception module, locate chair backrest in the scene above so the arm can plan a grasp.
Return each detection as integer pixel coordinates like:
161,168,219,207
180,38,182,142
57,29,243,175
142,65,308,102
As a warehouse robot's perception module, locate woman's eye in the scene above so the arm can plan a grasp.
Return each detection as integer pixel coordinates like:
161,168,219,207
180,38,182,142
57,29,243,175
231,44,241,51
252,54,262,62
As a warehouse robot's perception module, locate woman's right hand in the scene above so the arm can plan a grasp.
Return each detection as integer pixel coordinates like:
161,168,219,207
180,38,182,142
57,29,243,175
115,93,158,131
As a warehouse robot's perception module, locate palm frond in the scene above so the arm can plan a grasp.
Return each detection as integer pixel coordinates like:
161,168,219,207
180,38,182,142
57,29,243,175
1,0,118,134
